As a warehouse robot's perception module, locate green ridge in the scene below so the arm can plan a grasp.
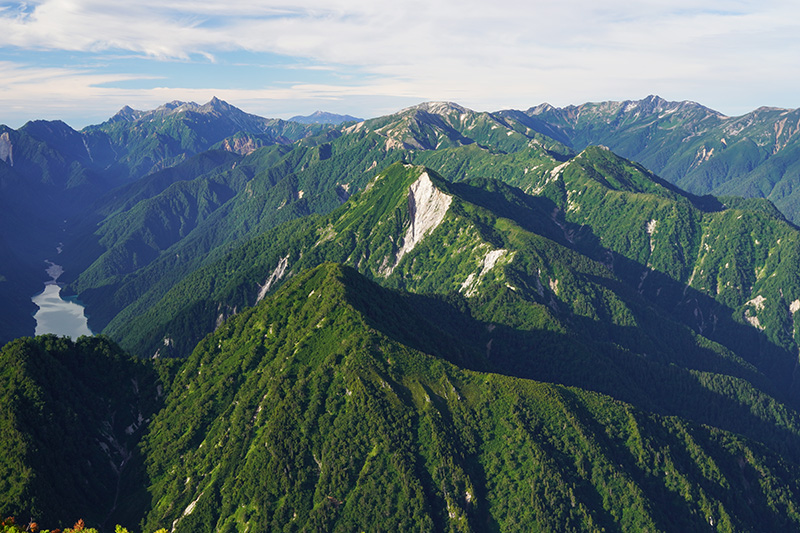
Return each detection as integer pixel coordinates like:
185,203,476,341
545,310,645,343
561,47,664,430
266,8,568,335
140,263,800,532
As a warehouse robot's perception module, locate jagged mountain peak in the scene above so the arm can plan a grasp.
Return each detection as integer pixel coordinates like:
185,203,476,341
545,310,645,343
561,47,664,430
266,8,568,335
152,100,199,116
362,101,533,152
110,104,144,122
405,101,473,116
105,98,246,124
527,102,557,115
199,96,237,114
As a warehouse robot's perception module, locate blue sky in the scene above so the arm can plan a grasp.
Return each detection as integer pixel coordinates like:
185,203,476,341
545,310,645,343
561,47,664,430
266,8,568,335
1,0,799,128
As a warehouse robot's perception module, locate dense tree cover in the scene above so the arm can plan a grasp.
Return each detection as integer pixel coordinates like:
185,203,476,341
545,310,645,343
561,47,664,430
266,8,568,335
59,101,571,336
0,516,166,533
0,336,167,530
141,263,800,532
57,101,800,387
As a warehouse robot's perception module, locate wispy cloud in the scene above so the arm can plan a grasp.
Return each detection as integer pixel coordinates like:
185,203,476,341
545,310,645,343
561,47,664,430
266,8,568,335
1,0,799,125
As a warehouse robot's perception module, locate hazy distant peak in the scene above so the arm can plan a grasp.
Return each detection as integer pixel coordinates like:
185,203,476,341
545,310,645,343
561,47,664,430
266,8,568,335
752,105,791,113
157,100,194,112
289,110,362,124
527,103,556,115
106,98,253,125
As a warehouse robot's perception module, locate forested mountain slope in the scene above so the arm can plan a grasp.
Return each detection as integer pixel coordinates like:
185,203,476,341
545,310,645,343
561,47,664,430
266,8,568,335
59,102,570,335
140,263,800,532
104,161,800,473
0,99,326,345
0,335,166,530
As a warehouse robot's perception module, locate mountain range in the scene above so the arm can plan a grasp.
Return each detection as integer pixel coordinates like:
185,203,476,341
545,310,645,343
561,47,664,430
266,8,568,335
3,96,800,531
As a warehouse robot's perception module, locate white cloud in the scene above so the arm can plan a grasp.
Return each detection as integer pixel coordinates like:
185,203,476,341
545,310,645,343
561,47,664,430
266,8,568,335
1,0,799,122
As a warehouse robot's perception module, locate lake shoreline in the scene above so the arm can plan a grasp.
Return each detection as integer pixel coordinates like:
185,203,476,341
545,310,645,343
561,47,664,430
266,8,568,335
31,255,93,339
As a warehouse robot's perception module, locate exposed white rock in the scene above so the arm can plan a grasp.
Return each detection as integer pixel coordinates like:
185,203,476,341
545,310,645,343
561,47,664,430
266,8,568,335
172,492,204,531
0,132,13,166
389,172,452,273
459,248,512,297
257,255,289,302
745,313,763,330
746,294,766,311
483,249,507,272
791,300,800,314
744,296,766,330
646,219,657,253
460,273,476,293
549,278,559,294
550,161,569,180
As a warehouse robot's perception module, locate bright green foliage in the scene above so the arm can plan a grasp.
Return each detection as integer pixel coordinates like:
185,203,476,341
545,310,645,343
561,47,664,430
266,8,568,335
141,263,800,532
0,516,165,533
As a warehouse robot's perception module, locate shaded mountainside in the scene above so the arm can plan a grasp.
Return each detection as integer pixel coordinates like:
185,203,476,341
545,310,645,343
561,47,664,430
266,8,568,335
140,263,800,532
0,98,328,345
0,335,167,530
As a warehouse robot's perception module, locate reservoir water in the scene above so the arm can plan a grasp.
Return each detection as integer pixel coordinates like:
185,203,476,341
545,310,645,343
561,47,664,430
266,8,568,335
31,258,93,338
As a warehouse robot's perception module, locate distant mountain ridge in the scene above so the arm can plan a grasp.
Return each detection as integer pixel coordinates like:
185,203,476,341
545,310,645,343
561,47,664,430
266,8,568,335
289,110,362,124
513,95,800,222
0,98,329,343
